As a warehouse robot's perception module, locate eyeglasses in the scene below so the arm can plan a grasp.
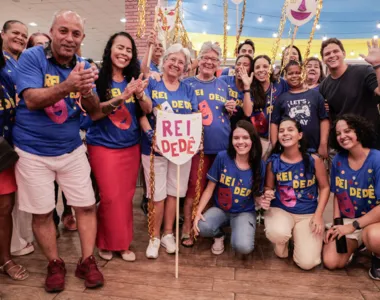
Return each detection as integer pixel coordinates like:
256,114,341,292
201,56,219,63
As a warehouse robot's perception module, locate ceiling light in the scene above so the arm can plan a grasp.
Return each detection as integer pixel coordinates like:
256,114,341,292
350,51,355,56
316,24,321,30
281,46,285,51
272,33,278,38
120,18,126,23
29,22,37,27
257,16,263,23
374,35,379,39
227,52,231,56
202,30,207,35
226,25,231,30
314,54,318,58
202,4,208,10
377,22,380,29
322,35,328,41
81,43,84,46
182,13,185,18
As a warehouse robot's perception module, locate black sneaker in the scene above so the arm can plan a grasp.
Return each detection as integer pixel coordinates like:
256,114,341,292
369,254,380,281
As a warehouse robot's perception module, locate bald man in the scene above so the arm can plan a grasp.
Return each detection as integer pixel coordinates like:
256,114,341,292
13,10,103,292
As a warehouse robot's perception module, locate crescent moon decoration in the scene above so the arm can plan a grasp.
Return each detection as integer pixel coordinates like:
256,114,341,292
223,0,228,64
234,0,247,56
137,0,147,38
269,0,289,77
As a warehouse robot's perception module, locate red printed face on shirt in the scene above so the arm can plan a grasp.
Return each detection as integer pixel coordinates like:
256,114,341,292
250,112,268,135
44,99,68,124
336,190,355,218
199,100,213,126
217,187,232,211
278,185,297,207
108,102,132,130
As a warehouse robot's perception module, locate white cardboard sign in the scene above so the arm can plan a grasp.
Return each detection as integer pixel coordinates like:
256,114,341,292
156,111,202,166
286,0,317,27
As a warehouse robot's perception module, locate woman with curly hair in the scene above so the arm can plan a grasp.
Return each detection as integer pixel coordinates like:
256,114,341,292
323,114,380,280
86,32,151,261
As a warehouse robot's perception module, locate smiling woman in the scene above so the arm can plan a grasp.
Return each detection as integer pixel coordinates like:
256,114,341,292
1,20,28,61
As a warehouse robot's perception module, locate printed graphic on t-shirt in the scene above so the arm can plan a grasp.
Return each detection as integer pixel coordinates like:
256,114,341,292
287,98,311,126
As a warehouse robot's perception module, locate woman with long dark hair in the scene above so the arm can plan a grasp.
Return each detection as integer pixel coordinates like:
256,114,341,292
259,118,329,270
219,54,254,129
323,114,380,280
0,35,29,280
86,31,151,261
193,120,264,255
280,45,303,76
250,55,288,157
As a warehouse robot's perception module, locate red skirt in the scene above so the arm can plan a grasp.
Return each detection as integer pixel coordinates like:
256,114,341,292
0,165,17,195
88,144,140,251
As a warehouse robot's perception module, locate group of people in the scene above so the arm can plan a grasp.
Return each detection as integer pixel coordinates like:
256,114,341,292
1,8,380,294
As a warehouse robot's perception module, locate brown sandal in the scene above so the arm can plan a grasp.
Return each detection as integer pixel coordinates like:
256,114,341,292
0,260,29,281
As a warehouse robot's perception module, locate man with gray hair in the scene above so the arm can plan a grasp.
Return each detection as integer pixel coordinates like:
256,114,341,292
13,10,104,292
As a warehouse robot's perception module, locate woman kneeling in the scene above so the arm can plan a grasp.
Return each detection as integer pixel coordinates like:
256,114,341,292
261,118,329,270
323,114,380,280
193,120,264,255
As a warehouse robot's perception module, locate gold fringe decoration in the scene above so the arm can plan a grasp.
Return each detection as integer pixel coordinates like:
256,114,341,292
172,0,182,43
223,0,228,64
280,25,299,77
302,0,323,80
269,0,289,76
234,0,247,56
191,129,205,240
147,132,156,239
137,0,147,38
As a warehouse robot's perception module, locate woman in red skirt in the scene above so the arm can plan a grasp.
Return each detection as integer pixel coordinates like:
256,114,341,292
86,32,151,261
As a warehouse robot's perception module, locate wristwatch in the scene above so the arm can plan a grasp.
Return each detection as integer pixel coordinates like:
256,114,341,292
373,64,380,70
352,220,361,230
243,89,250,93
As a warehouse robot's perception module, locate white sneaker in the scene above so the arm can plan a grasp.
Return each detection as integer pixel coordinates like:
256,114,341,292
211,236,225,255
98,249,113,261
146,238,161,259
161,233,176,254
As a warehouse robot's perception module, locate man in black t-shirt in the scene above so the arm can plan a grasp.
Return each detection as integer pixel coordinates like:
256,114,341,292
319,38,380,147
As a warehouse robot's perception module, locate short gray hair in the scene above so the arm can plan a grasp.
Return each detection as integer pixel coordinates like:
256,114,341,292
198,41,221,60
51,10,85,30
161,43,191,73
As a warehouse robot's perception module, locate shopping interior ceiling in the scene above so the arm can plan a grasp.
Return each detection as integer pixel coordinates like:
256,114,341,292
2,0,380,62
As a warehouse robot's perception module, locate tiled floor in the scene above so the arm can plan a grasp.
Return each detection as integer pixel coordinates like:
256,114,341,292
1,188,379,300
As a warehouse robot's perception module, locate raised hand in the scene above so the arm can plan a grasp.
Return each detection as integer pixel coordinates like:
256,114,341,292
238,67,254,89
135,73,149,99
122,77,138,100
66,62,98,95
147,30,157,47
360,39,380,66
224,99,237,114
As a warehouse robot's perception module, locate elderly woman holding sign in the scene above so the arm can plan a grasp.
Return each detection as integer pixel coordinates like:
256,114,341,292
140,43,198,259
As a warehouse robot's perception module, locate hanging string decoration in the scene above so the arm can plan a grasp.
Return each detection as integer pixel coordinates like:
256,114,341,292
137,0,147,38
223,0,228,64
172,0,182,44
269,0,289,76
303,0,323,62
191,129,205,240
148,132,157,239
234,0,247,56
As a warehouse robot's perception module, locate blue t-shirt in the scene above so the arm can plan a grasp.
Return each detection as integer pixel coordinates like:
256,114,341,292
183,76,230,154
269,153,318,214
250,78,288,138
3,51,18,86
150,61,160,73
330,150,380,218
207,150,265,213
80,112,92,131
221,67,235,76
0,65,16,144
141,78,198,155
86,80,140,148
13,46,92,156
271,89,328,151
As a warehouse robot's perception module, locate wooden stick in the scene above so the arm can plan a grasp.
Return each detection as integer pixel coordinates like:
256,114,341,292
175,164,180,279
147,6,159,68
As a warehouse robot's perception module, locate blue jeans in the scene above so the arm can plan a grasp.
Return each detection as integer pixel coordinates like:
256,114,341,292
198,207,256,255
